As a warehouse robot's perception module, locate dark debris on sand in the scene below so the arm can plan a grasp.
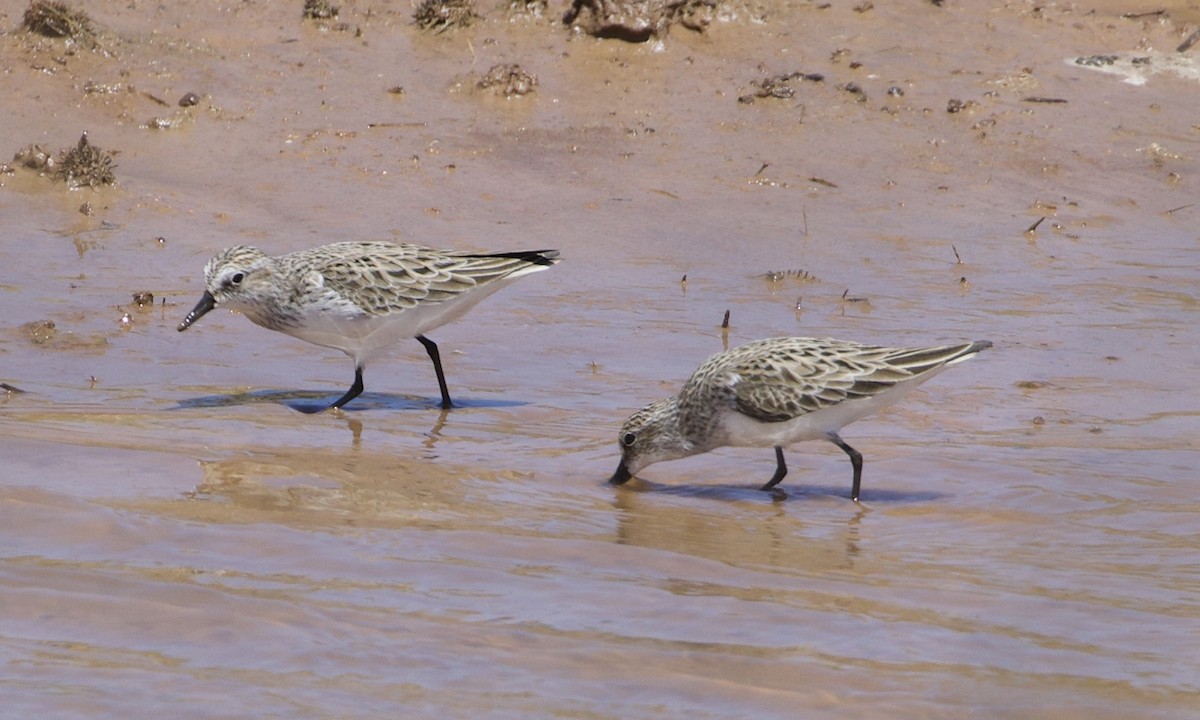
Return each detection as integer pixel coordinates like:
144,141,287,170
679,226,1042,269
55,133,116,188
737,71,824,104
476,63,538,97
19,319,58,345
413,0,481,33
302,0,339,19
7,133,117,188
563,0,720,42
508,0,549,21
22,0,93,39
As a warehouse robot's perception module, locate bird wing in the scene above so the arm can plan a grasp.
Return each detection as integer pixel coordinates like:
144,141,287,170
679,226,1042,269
294,242,556,315
727,339,931,423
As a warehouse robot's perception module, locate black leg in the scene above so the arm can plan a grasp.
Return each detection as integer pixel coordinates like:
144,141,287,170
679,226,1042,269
828,433,864,501
328,366,365,411
416,335,453,410
759,446,788,491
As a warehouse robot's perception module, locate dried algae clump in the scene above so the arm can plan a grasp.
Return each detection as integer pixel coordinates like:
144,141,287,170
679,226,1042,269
56,133,117,188
303,0,339,19
413,0,481,33
563,0,719,42
22,0,93,40
7,133,117,187
477,64,537,97
737,71,824,104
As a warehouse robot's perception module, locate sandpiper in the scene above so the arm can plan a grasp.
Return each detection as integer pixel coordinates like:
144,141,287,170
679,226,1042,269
178,241,559,411
611,336,991,500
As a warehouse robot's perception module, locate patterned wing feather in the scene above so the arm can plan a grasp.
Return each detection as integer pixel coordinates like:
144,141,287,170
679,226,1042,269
287,242,556,315
726,338,983,423
731,357,877,422
296,242,428,313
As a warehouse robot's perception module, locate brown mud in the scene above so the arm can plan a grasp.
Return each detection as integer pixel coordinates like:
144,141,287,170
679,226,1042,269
1,1,1198,717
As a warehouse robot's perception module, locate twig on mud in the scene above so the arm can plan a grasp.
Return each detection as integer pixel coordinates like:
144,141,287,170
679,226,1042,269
1178,29,1200,53
1121,9,1164,19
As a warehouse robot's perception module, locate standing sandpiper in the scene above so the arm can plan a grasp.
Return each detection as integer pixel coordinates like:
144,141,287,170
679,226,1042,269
178,241,559,411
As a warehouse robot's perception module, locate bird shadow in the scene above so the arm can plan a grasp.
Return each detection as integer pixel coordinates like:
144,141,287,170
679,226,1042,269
173,389,526,413
621,478,948,504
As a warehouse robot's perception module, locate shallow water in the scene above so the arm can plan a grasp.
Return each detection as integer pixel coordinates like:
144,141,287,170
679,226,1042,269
1,1,1198,717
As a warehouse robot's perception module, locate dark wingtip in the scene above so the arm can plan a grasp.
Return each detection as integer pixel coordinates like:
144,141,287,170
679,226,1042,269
524,249,560,266
970,340,994,353
609,461,633,485
488,249,560,266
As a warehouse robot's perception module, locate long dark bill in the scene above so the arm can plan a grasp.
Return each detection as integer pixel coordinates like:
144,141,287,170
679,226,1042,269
609,460,633,485
177,291,217,332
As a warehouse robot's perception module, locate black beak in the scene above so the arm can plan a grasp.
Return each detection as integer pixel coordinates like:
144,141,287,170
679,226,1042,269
177,291,216,332
609,460,633,485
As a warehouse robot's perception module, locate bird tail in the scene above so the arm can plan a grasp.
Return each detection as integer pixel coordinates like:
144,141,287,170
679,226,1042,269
439,248,560,286
885,340,992,374
474,249,560,267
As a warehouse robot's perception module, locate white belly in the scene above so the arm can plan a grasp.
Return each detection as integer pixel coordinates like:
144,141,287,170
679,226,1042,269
281,275,524,365
718,380,930,448
285,310,423,362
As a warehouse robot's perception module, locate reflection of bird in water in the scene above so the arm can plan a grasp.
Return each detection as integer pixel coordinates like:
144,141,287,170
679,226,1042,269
611,487,867,572
611,336,992,501
187,446,472,521
178,241,559,412
343,411,447,450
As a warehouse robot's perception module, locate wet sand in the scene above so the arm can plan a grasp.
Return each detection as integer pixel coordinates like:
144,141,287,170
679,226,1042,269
1,0,1199,717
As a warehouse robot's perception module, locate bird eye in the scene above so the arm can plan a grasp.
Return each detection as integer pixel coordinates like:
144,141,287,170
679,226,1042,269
621,432,637,447
230,272,245,285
